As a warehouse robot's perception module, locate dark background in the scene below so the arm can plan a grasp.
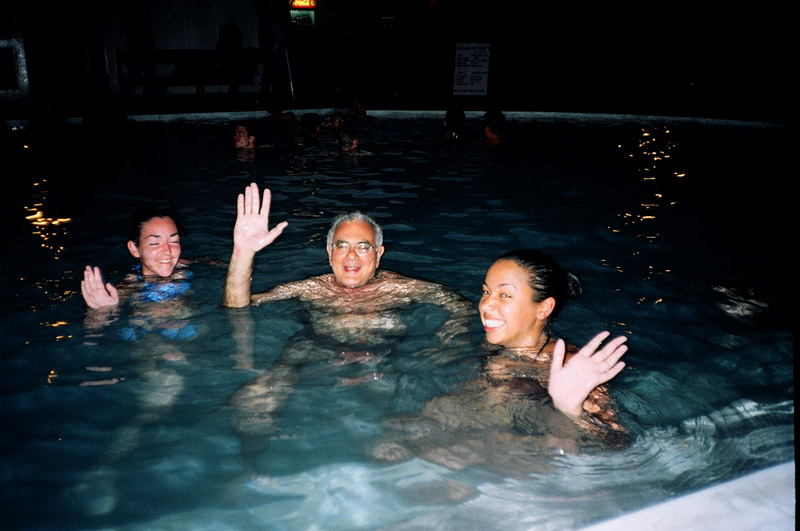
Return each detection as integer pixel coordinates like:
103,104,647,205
0,1,794,127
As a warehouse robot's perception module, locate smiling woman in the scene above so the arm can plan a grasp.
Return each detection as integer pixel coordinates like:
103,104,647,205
127,215,182,277
80,209,190,309
479,249,629,439
369,249,630,470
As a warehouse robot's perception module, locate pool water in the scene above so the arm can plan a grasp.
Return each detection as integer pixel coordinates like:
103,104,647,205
1,112,793,529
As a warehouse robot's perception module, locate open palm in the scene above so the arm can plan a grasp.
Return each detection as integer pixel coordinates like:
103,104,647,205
548,331,627,417
233,183,288,253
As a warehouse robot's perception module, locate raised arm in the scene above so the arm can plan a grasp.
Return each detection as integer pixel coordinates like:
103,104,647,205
81,265,120,309
548,331,627,418
222,183,288,308
548,332,630,448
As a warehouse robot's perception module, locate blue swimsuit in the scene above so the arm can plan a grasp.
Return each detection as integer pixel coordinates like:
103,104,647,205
119,266,196,341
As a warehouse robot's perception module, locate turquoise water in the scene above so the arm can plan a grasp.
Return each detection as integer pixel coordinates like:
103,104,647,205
1,113,793,529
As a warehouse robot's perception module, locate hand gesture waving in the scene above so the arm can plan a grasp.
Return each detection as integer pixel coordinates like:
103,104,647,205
548,331,627,417
233,183,288,255
81,265,120,309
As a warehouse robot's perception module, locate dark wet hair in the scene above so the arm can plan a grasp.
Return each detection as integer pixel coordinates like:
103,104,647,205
127,208,181,244
494,249,582,321
483,110,506,136
234,121,256,133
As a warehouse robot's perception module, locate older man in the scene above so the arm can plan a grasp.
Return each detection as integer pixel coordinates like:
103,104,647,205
223,182,471,339
222,183,473,461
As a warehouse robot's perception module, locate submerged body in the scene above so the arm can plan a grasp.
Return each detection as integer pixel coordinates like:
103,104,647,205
371,250,630,472
370,340,629,475
251,269,470,345
222,184,473,462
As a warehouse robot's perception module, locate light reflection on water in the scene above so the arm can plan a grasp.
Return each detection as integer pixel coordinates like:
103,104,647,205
1,114,792,529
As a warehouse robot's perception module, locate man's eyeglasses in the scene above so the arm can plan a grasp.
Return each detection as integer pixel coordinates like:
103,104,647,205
330,242,375,256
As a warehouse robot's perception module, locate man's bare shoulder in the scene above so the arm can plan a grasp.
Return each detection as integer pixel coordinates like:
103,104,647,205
376,270,440,288
252,274,337,304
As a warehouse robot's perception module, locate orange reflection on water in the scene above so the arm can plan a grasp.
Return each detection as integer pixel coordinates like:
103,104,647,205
609,126,686,283
24,178,73,260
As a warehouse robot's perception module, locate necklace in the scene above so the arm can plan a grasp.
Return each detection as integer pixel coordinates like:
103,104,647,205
532,333,551,363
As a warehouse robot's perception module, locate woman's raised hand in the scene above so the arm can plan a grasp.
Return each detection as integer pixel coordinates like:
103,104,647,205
81,265,120,309
548,331,627,417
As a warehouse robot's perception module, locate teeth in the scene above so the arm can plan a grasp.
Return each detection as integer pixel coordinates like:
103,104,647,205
484,319,503,328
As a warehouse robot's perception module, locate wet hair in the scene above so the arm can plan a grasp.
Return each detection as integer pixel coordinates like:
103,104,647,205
234,121,256,134
483,110,506,136
127,208,181,244
330,111,345,125
494,249,582,321
327,211,383,248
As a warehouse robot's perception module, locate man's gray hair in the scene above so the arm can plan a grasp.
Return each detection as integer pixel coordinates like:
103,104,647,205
327,211,383,247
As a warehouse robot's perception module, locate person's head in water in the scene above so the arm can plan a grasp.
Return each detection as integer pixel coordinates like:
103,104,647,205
444,108,466,140
326,211,385,288
482,110,506,143
127,209,182,277
234,124,255,149
479,249,581,347
330,111,346,131
299,113,322,141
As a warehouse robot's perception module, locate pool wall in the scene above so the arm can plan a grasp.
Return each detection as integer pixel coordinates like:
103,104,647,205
581,461,795,531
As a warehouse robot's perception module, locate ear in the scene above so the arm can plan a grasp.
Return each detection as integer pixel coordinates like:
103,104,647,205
127,240,140,258
538,297,556,320
375,245,385,267
326,244,333,265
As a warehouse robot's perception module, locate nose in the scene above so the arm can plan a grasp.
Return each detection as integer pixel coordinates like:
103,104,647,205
479,295,492,313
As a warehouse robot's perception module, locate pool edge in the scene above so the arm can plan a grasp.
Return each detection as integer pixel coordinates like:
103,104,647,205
579,461,795,531
47,109,788,129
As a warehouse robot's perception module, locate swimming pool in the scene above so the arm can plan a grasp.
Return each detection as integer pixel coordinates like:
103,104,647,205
1,111,793,529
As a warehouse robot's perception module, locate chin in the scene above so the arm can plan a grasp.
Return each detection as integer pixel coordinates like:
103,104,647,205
484,336,501,346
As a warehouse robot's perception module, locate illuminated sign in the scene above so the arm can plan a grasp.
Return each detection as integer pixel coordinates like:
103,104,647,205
291,0,316,8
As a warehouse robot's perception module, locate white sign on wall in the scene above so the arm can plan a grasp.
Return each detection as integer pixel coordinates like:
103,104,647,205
453,43,490,96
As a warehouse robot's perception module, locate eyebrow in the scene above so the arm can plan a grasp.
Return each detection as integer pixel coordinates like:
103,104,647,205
483,281,517,290
144,232,180,240
334,239,373,245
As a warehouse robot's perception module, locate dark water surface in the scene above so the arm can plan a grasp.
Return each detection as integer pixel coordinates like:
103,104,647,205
1,113,793,529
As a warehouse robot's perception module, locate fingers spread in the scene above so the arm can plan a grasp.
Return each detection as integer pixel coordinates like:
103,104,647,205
607,344,628,366
593,335,627,362
603,361,626,381
250,183,260,212
580,331,611,357
551,338,566,370
261,188,271,217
